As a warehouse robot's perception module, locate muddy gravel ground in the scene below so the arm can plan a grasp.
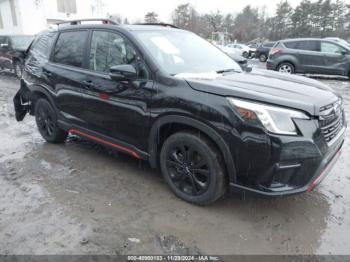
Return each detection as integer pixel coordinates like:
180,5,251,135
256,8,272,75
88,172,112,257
0,65,350,255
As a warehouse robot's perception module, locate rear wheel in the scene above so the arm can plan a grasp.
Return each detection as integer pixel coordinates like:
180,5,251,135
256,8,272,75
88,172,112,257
242,51,249,58
277,62,295,74
259,54,267,62
160,131,226,205
35,98,68,143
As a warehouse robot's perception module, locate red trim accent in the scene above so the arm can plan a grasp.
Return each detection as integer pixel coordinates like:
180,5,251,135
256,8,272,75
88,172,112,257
307,149,342,192
69,129,141,159
99,93,110,100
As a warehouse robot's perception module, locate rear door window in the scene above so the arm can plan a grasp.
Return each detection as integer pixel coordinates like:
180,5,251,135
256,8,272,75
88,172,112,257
296,41,320,52
52,31,88,67
284,41,298,49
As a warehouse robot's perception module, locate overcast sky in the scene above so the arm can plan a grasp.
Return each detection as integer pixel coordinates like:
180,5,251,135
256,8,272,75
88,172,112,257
103,0,303,22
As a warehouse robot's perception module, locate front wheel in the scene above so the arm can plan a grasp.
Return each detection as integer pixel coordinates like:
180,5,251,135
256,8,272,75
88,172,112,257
277,62,295,74
242,51,249,58
35,98,68,143
160,131,226,205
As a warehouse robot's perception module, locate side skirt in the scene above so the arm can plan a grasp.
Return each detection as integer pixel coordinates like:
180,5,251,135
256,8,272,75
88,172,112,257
58,120,149,160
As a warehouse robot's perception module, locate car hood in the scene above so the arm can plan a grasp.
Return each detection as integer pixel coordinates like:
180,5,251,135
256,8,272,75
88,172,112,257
178,69,340,116
227,52,246,62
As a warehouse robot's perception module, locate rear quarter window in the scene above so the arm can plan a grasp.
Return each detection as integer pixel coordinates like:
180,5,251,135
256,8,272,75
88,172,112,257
284,41,298,49
30,31,57,59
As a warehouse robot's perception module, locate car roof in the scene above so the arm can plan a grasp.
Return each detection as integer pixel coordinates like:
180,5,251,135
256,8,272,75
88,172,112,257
0,34,33,37
281,38,322,42
51,23,181,33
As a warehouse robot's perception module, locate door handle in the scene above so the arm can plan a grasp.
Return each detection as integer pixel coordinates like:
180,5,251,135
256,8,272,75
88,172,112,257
43,69,52,77
82,80,95,89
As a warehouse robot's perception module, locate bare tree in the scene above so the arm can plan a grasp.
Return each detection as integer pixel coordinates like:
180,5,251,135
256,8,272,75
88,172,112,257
169,0,350,42
204,10,223,32
172,3,199,31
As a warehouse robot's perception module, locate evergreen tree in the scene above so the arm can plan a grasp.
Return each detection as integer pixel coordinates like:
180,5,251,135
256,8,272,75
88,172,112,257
144,12,159,23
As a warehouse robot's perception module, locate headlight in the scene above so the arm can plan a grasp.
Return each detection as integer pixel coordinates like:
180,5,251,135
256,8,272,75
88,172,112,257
228,98,310,135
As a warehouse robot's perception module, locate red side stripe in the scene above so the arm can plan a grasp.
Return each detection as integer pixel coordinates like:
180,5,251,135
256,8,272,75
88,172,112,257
99,93,110,100
69,129,141,159
307,149,342,192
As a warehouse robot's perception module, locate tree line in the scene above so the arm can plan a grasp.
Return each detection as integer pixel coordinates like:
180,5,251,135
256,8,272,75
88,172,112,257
142,0,350,43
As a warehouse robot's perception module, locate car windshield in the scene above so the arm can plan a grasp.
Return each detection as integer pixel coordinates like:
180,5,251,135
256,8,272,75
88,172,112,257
134,30,241,75
11,36,34,50
336,39,350,47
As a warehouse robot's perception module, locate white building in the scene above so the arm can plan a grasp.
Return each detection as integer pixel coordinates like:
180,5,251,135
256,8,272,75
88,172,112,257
0,0,107,35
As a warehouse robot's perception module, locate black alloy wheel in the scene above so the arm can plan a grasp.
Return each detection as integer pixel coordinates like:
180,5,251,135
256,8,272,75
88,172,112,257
35,98,68,143
166,142,210,196
160,131,226,205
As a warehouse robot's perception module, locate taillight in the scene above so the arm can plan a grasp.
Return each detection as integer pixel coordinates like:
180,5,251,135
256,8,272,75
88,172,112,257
270,48,283,56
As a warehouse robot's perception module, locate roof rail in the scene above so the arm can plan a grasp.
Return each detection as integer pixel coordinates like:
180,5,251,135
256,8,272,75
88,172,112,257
134,23,178,29
56,18,118,27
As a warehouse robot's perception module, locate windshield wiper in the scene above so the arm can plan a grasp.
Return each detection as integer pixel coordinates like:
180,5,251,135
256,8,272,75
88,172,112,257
216,68,241,74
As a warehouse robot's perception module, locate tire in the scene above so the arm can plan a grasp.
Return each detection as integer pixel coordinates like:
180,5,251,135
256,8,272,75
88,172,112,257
242,51,249,58
160,131,226,205
277,62,295,74
13,61,23,79
35,98,68,143
259,54,267,62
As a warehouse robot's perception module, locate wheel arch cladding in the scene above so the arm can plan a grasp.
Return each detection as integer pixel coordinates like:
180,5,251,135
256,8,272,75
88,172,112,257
29,88,56,115
148,115,237,183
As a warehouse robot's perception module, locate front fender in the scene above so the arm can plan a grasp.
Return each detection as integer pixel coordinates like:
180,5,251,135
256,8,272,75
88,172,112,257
148,115,237,183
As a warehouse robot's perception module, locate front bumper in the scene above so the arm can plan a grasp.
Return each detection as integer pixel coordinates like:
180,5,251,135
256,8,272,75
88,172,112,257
230,139,343,197
229,119,346,197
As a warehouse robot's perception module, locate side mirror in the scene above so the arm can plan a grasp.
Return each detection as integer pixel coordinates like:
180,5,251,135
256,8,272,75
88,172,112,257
341,51,348,56
109,64,137,82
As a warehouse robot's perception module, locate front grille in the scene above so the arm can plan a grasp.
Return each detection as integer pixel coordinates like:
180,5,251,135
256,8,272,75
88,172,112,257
319,100,344,144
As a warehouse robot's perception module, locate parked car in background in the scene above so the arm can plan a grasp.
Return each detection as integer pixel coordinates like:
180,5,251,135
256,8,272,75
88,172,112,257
324,37,350,48
267,38,350,78
215,44,248,70
248,43,261,58
247,43,259,58
0,35,34,78
14,19,346,204
226,43,251,58
255,42,275,62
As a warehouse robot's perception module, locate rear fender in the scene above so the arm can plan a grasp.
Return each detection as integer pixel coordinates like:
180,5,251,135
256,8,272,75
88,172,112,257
13,80,31,121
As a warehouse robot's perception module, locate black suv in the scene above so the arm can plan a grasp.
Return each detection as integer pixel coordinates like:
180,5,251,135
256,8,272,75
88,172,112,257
255,42,275,62
0,35,34,78
13,19,346,205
